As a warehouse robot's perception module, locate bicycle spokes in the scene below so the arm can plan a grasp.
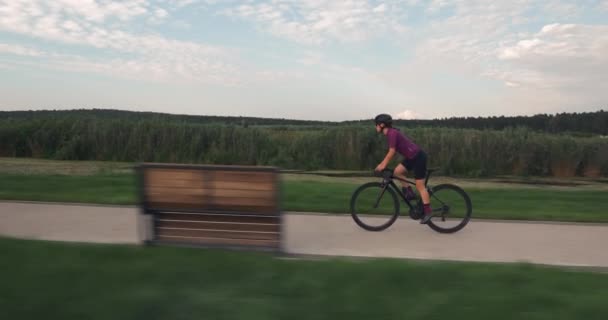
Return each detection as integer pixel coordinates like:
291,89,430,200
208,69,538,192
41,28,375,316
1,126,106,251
373,186,388,209
350,182,400,231
428,187,468,229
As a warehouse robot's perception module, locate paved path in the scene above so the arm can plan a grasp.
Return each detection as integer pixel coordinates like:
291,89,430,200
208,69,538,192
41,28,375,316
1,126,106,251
0,201,146,244
1,201,607,267
284,213,608,267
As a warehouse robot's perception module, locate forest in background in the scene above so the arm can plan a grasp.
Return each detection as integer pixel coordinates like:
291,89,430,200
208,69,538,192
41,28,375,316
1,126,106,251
1,109,607,177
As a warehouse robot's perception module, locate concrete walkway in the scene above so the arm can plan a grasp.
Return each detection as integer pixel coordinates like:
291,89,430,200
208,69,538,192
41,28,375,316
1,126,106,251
1,201,607,267
284,213,608,267
0,201,146,244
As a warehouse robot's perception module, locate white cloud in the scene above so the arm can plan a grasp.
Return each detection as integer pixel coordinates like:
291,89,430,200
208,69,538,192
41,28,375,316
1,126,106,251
498,38,543,60
253,70,305,83
373,3,387,13
413,1,603,72
426,0,451,14
395,109,422,119
46,0,149,23
0,43,44,56
1,0,606,119
297,51,323,65
167,0,197,8
0,0,240,85
61,20,84,33
376,0,608,117
154,7,168,18
162,0,221,9
222,1,408,45
493,24,608,90
542,1,582,18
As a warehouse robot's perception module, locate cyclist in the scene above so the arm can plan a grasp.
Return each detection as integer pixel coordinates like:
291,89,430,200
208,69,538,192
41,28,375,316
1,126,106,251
374,113,433,224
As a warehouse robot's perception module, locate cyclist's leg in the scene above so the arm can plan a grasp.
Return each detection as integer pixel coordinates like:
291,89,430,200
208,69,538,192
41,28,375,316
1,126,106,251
413,151,433,223
395,162,416,200
413,151,430,203
394,163,408,189
415,179,430,204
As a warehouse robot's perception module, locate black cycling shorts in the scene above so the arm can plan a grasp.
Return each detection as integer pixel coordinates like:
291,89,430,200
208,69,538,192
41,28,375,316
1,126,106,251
402,150,428,180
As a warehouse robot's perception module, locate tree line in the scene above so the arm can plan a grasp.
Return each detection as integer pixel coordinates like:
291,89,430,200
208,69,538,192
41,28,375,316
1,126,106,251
1,117,606,177
2,109,607,135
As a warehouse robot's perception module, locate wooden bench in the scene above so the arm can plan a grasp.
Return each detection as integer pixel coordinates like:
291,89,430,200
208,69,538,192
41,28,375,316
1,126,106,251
137,163,282,251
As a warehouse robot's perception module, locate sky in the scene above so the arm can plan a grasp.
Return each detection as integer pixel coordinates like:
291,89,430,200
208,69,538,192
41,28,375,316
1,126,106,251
0,0,607,121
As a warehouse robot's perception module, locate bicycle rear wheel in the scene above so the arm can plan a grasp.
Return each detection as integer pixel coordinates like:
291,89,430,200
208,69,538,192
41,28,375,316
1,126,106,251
426,184,472,233
350,182,400,231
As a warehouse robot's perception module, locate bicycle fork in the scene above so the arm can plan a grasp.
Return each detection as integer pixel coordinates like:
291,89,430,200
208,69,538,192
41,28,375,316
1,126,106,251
373,183,390,208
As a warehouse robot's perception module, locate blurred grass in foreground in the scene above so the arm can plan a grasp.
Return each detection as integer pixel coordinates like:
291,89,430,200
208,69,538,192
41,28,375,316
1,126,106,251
1,237,607,320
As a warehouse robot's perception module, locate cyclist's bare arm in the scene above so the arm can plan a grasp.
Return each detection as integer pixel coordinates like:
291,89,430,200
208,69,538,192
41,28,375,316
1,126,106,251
376,147,396,170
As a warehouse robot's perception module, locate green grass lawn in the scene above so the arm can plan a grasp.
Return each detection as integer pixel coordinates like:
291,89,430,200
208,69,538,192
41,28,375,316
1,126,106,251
0,174,137,205
1,173,607,222
283,180,608,222
1,237,607,320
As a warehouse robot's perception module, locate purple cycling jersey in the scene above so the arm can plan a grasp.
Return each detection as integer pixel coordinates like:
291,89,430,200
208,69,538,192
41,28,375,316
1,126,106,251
386,128,420,159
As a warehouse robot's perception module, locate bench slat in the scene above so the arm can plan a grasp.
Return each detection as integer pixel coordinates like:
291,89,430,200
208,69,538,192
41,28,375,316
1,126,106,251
157,212,279,224
157,220,280,232
157,235,279,247
157,228,279,240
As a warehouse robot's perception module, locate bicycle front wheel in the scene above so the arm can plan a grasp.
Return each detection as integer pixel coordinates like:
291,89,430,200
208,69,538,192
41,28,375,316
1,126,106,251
426,184,472,233
350,182,400,231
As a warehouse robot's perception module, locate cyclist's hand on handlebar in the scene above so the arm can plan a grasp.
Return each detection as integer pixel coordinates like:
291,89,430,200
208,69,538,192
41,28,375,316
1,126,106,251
375,163,386,172
373,167,393,177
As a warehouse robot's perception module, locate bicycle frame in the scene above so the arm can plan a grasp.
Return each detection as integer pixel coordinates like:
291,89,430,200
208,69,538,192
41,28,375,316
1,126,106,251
374,169,435,213
375,169,434,210
379,177,414,210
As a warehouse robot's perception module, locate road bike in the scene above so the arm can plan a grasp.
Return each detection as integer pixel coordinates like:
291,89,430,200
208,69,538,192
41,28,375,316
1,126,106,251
350,168,472,233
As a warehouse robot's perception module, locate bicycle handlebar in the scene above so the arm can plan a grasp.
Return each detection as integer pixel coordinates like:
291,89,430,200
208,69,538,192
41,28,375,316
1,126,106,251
373,168,394,179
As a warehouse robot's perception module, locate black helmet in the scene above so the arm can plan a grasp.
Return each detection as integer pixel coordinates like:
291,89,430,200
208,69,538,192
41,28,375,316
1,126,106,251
374,113,392,126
